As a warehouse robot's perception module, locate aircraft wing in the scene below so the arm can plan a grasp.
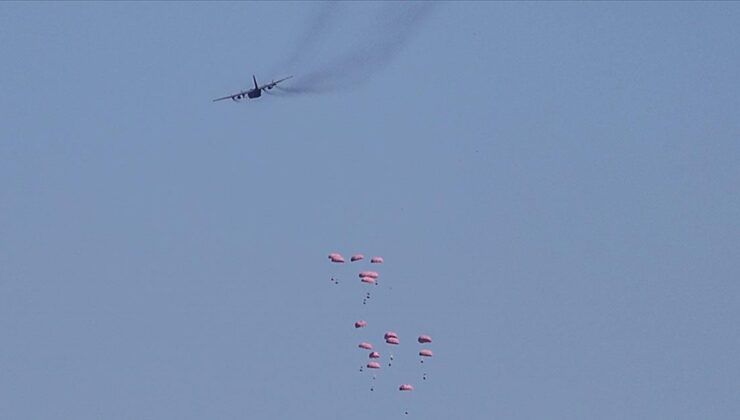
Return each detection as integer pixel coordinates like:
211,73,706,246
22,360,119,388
212,92,242,102
260,75,293,90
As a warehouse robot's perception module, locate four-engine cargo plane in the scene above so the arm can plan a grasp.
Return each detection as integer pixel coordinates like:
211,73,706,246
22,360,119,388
213,75,293,102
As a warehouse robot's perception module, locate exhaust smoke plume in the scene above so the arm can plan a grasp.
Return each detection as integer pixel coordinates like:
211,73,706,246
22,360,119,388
276,3,436,94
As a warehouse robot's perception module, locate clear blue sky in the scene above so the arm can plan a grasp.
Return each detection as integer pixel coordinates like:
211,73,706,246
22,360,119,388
1,2,739,419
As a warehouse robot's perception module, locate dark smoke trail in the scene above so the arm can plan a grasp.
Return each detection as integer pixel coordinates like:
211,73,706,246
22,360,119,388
277,2,346,71
277,2,436,95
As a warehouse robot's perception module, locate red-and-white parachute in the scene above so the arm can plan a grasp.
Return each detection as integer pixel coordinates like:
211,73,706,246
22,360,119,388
419,349,433,357
328,253,345,263
360,276,376,284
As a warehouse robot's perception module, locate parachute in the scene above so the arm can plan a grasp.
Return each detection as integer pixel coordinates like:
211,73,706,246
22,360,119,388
328,253,345,263
324,250,435,403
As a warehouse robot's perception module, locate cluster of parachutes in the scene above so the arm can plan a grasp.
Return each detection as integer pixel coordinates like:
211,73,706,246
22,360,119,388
328,252,435,415
328,253,384,264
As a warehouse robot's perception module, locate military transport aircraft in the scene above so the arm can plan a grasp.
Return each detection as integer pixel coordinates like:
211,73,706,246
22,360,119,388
213,75,293,102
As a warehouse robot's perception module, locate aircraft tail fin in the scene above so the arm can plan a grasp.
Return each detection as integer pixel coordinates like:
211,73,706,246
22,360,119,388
253,75,258,90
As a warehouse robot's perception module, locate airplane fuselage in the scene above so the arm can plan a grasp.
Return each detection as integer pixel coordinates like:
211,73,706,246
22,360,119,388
213,74,292,103
231,88,261,101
